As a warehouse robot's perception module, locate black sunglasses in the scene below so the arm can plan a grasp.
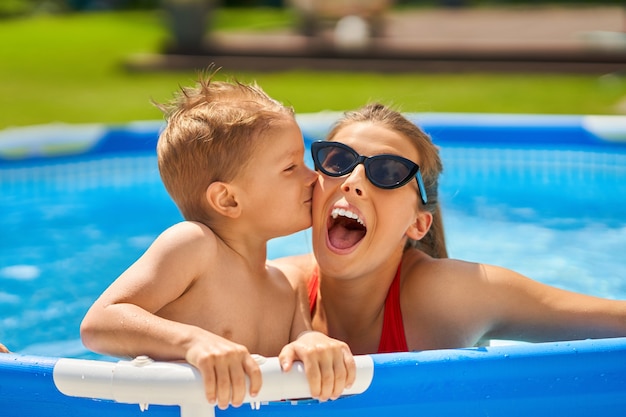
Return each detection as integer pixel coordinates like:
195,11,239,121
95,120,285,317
311,141,428,205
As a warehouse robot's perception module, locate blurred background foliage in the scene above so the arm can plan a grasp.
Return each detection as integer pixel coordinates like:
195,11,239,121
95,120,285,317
0,0,624,129
1,0,624,17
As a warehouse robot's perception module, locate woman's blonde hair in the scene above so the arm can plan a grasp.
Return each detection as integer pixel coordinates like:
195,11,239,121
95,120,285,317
155,70,294,224
326,103,448,258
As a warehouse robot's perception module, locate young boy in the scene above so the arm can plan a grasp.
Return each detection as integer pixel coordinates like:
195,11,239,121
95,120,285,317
80,71,355,410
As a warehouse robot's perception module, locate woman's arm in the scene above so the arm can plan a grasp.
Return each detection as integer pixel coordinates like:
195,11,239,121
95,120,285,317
402,254,626,349
479,263,626,342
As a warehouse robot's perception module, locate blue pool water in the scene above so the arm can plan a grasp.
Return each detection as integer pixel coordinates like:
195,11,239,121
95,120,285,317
1,114,626,359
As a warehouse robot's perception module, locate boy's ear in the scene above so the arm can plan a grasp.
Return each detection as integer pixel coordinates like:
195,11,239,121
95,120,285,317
205,182,241,218
406,211,433,241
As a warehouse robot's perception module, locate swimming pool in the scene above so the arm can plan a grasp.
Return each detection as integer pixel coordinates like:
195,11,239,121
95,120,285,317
2,113,626,357
1,113,626,416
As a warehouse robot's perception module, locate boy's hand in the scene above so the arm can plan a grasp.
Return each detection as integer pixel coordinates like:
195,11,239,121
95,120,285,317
185,336,262,410
278,331,356,402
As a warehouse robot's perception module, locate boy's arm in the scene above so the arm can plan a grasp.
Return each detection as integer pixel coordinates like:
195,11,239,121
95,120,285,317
271,255,356,401
80,222,261,409
279,331,356,401
81,222,212,359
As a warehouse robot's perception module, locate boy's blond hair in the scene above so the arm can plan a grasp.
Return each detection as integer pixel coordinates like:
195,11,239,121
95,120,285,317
155,71,295,225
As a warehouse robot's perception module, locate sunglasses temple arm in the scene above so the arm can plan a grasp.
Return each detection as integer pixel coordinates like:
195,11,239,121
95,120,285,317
416,171,428,205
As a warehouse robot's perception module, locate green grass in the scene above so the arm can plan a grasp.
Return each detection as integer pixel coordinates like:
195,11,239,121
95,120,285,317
0,9,625,130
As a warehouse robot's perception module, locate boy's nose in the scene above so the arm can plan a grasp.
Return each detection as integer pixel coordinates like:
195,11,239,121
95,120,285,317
305,166,318,186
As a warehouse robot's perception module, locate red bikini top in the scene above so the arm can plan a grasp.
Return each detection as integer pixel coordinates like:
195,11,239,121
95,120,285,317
307,265,409,353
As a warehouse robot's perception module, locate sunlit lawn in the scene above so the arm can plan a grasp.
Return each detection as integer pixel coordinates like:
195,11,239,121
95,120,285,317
0,8,624,130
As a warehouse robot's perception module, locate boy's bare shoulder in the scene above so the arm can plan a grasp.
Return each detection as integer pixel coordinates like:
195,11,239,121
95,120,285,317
143,221,223,274
161,220,218,240
156,221,220,250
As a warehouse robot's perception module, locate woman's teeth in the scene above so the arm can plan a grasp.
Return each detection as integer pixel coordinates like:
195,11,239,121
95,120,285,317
331,208,364,226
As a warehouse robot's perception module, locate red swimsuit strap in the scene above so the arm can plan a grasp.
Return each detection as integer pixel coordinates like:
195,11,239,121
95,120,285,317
377,264,409,353
308,267,319,315
308,264,409,353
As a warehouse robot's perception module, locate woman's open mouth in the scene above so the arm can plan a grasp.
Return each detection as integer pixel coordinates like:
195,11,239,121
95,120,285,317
327,208,367,251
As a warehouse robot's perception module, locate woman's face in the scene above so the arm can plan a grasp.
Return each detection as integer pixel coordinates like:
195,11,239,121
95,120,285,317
312,121,426,277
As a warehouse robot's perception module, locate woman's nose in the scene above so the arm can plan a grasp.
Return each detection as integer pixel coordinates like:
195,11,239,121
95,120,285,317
341,164,366,197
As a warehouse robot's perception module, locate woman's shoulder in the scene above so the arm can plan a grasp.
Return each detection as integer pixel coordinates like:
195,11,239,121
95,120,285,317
268,253,317,286
269,253,316,273
399,250,498,347
401,249,486,287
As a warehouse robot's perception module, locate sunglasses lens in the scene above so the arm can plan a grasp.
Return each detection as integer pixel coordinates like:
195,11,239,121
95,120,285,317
313,142,424,200
367,158,413,188
316,145,356,176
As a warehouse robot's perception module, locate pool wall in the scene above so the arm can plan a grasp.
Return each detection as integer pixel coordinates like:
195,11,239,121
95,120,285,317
1,113,626,164
1,337,626,417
